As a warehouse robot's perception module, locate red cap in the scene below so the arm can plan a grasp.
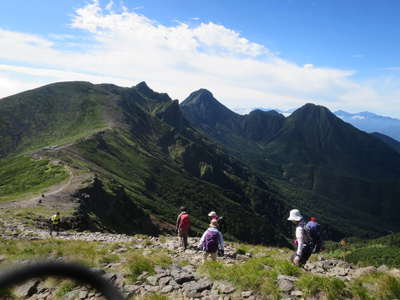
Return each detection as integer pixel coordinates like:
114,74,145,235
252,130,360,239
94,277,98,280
310,217,317,222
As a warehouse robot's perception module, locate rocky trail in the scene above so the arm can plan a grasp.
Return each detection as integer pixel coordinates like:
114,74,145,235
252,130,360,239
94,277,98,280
1,215,400,300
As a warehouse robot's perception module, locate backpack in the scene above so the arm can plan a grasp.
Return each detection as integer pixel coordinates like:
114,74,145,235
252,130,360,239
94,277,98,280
204,229,219,253
305,221,321,242
304,221,322,252
179,213,190,231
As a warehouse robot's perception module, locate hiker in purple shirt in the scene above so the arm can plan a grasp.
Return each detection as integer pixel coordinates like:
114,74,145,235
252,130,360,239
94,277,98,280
198,219,224,263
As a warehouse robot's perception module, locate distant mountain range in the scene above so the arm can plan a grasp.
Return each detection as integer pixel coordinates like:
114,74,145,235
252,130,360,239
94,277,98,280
335,110,400,142
234,107,400,142
1,82,400,242
183,90,400,237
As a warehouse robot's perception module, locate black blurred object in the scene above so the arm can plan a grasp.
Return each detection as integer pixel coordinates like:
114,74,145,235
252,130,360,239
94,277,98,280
217,249,224,257
218,216,225,232
0,261,125,300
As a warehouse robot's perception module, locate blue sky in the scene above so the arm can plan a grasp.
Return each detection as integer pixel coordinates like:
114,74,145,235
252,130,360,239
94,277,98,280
0,0,399,117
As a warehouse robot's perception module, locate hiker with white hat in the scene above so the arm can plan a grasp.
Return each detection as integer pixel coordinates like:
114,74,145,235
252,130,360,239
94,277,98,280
198,219,224,263
208,211,218,220
208,211,225,232
288,209,314,266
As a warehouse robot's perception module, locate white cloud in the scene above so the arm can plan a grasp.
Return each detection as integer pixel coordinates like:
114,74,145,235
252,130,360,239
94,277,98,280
0,0,399,117
0,73,40,98
0,64,132,86
192,23,267,57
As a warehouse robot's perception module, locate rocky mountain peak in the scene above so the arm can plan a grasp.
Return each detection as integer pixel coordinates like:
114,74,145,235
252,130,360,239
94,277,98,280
180,89,239,128
293,103,330,114
135,81,150,90
181,89,217,106
135,81,171,102
288,103,337,125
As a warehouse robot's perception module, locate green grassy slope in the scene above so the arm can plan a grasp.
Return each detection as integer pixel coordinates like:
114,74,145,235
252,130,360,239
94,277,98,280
325,232,400,268
0,156,69,202
0,81,110,157
64,125,287,243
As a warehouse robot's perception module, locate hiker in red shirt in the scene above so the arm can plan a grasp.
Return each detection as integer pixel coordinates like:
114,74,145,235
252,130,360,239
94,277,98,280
176,206,191,250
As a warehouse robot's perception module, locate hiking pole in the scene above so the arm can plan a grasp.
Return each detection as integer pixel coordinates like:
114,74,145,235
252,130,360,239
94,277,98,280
0,261,125,300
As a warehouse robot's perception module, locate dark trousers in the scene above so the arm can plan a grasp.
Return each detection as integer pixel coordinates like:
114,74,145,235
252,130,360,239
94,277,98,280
179,229,188,249
313,239,322,253
291,243,314,266
50,223,60,236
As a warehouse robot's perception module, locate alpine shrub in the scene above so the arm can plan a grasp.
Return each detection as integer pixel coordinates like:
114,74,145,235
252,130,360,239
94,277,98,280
345,246,400,267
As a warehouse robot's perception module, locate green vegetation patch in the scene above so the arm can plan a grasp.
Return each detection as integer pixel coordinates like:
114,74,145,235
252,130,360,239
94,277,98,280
0,82,110,156
0,239,115,266
0,288,15,300
345,246,400,268
54,280,77,299
125,252,172,282
1,206,75,226
296,274,349,300
0,156,69,202
351,272,400,300
198,256,301,297
324,232,400,268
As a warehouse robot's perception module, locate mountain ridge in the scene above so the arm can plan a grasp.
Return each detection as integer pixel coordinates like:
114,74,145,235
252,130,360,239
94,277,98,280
234,106,400,141
1,81,400,241
0,81,290,245
180,90,400,234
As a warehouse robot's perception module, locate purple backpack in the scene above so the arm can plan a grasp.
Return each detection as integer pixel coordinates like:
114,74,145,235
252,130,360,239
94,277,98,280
204,230,219,253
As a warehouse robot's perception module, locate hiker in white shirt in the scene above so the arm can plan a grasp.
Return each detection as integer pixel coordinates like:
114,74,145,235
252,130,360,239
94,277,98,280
288,209,313,266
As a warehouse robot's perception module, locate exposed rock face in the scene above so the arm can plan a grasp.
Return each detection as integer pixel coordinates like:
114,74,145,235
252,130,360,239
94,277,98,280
13,279,40,298
304,258,356,280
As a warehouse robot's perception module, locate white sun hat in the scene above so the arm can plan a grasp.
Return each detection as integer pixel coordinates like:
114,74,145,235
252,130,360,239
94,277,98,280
208,211,217,217
287,209,303,221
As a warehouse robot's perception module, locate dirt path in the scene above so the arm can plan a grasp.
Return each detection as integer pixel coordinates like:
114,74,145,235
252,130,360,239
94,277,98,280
0,167,91,211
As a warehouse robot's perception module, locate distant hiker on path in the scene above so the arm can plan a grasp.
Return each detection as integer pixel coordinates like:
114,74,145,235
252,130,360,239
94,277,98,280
176,206,191,250
305,216,322,253
288,209,314,266
199,219,224,263
208,211,225,232
38,194,45,204
49,212,61,237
